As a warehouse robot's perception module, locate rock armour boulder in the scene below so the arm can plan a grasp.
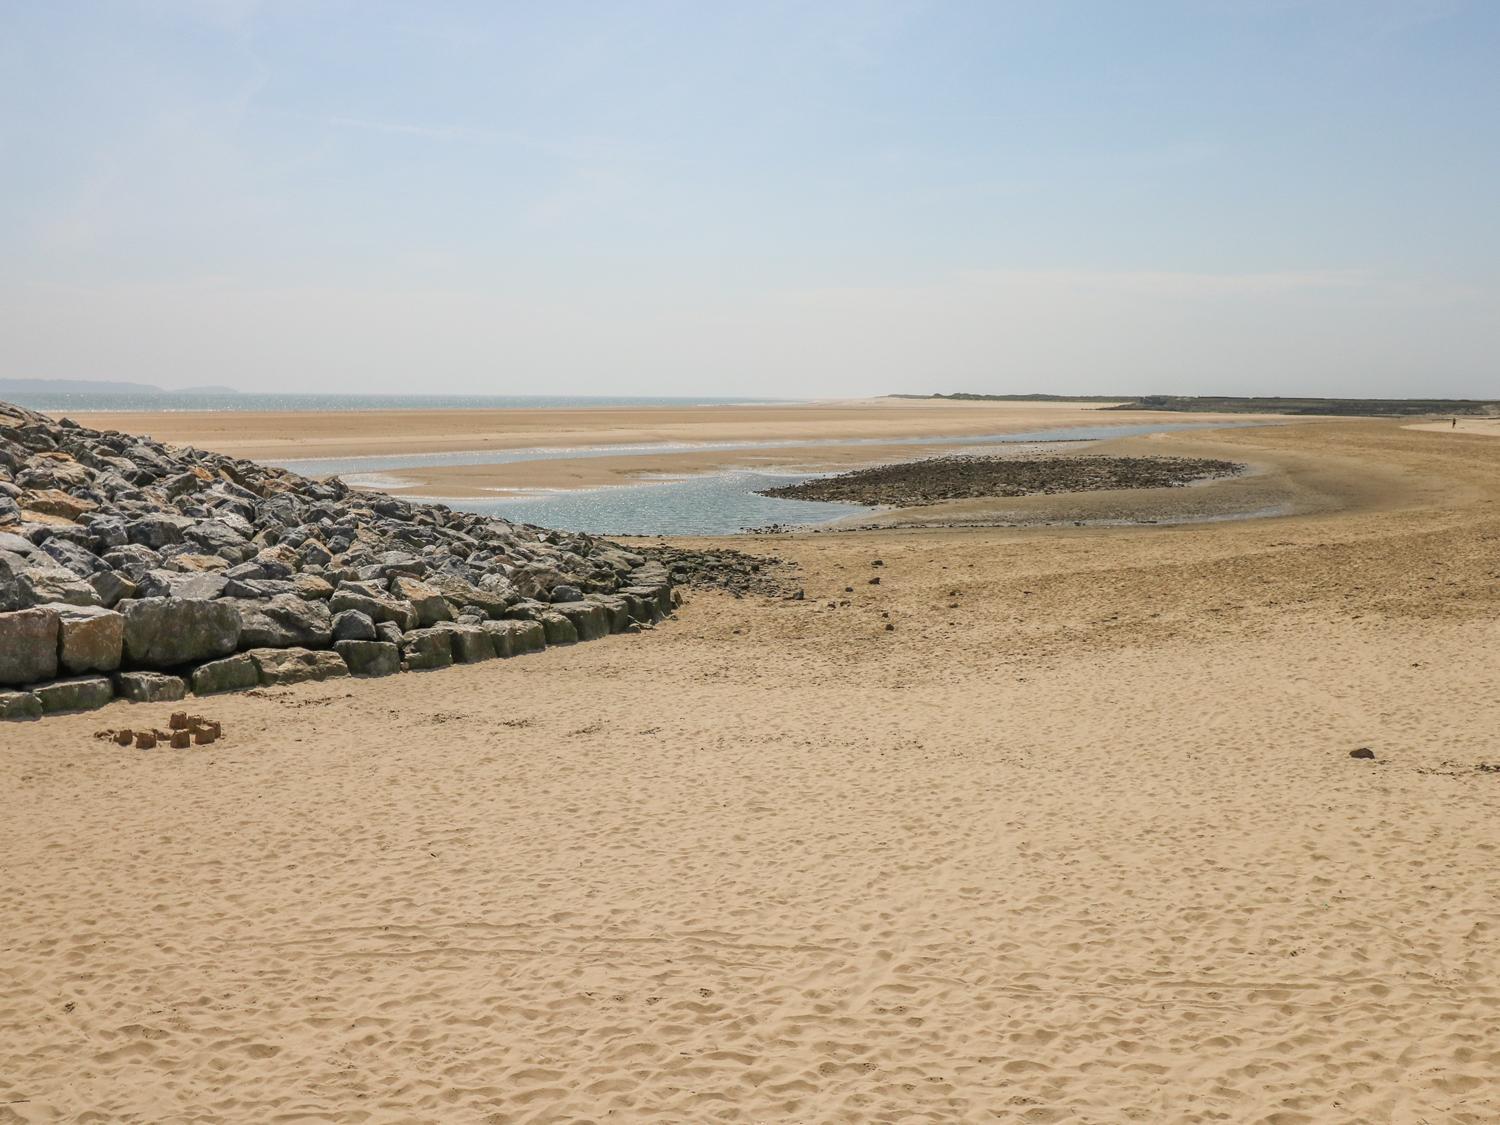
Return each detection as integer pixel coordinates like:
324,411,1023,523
334,640,400,677
230,594,333,649
245,647,350,686
114,671,187,703
0,397,684,716
33,675,114,714
122,597,241,668
190,654,259,695
0,607,60,684
50,603,124,674
0,690,42,721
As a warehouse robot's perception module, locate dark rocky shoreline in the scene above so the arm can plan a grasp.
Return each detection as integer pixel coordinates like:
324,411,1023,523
757,454,1244,508
0,399,690,722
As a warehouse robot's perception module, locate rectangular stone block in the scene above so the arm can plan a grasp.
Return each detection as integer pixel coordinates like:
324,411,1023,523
190,654,259,695
114,671,187,703
33,675,114,714
0,606,59,685
333,639,400,677
48,603,124,674
0,690,42,721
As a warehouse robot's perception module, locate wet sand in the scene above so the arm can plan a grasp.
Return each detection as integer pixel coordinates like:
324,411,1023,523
65,399,1287,499
4,419,1499,1122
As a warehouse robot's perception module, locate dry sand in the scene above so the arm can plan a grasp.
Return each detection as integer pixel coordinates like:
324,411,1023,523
4,419,1500,1122
1406,417,1500,438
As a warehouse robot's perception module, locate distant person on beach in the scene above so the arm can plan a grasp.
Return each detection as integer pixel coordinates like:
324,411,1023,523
1453,418,1458,428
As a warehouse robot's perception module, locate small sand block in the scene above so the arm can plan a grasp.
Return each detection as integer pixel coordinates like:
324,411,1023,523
114,730,133,746
170,730,191,749
194,728,216,745
134,731,157,750
169,711,190,730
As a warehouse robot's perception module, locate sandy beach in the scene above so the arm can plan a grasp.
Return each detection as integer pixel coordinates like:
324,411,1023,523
4,414,1499,1121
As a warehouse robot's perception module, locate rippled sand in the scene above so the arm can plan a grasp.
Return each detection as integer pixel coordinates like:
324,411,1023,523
3,419,1498,1122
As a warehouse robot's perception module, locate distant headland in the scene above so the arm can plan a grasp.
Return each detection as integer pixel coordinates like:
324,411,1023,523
892,393,1500,417
0,378,238,396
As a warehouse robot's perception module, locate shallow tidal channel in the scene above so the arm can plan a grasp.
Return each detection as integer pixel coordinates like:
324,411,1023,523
272,423,1246,536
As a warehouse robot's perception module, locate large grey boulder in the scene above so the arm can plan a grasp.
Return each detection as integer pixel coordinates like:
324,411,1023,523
618,591,659,624
245,647,349,686
292,573,334,601
334,639,400,677
587,593,633,633
48,603,124,674
539,611,578,646
623,583,672,616
551,601,610,642
0,606,59,684
125,513,192,549
509,619,545,654
329,587,418,631
438,622,494,663
113,671,187,703
230,594,333,649
122,597,242,668
250,544,300,578
40,537,106,576
190,654,258,695
390,576,453,626
88,569,138,607
480,618,543,657
400,627,453,671
31,565,102,607
33,675,114,714
0,531,35,557
428,574,511,618
220,577,292,599
3,559,101,609
183,519,252,560
331,608,376,641
137,569,227,600
100,544,161,581
0,690,42,721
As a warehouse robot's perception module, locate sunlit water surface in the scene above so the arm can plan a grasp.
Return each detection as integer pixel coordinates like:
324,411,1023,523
270,422,1254,536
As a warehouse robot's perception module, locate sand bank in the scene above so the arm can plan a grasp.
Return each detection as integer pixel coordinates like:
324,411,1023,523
4,419,1498,1121
1406,417,1500,437
63,399,1139,461
63,400,1290,500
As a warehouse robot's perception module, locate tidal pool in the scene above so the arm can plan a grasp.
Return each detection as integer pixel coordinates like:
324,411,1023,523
271,422,1254,536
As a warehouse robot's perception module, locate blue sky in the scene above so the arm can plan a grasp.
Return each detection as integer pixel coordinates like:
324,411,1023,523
1,0,1496,397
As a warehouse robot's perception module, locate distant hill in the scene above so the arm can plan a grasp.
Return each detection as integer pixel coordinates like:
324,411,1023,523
1107,395,1500,417
890,393,1126,403
893,392,1500,417
0,378,238,396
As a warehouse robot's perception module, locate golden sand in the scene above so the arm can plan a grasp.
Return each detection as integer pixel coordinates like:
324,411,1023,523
3,417,1498,1122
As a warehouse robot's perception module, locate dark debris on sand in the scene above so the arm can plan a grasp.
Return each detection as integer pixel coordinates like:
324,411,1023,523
757,454,1245,508
636,544,796,598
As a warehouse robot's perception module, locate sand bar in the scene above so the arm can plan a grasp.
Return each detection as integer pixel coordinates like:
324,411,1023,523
66,399,1294,498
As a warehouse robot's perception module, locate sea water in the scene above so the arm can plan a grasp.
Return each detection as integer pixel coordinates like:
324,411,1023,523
270,422,1250,537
